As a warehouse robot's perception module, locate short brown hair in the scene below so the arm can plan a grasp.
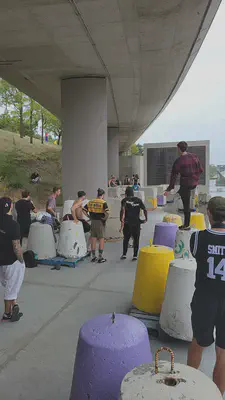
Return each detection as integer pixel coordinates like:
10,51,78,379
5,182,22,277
22,190,30,198
53,187,60,193
208,197,225,223
177,141,188,152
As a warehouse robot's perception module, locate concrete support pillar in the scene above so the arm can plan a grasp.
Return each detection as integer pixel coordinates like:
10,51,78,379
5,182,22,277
61,78,107,200
107,127,119,178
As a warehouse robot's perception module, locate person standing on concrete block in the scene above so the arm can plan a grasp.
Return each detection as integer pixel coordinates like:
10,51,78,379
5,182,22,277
187,197,225,395
46,187,61,229
0,197,25,322
83,189,109,263
71,191,91,255
120,187,147,261
164,141,203,231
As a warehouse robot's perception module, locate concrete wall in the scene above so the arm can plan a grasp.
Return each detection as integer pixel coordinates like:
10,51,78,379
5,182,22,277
119,155,132,180
119,155,144,185
132,155,144,186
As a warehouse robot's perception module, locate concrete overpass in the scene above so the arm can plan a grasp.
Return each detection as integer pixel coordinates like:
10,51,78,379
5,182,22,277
0,0,222,198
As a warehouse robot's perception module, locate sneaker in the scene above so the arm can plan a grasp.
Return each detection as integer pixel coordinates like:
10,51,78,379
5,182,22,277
98,258,107,263
179,225,191,231
91,257,97,262
132,256,138,261
11,304,22,322
1,312,11,322
120,255,127,260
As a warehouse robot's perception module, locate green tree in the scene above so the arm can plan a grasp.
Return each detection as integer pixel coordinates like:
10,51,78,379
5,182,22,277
210,164,217,179
131,144,139,155
0,79,62,145
0,80,29,138
11,89,29,138
0,80,15,113
44,111,62,145
131,143,144,155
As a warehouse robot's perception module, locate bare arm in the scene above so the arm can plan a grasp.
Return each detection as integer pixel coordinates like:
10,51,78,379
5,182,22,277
12,240,24,263
71,200,82,223
140,201,148,222
47,207,56,217
120,206,125,232
103,210,109,221
143,208,148,222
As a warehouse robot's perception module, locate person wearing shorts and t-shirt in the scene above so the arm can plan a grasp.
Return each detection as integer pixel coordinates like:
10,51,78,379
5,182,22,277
0,197,25,322
84,189,109,263
46,187,61,229
188,196,225,395
15,190,37,242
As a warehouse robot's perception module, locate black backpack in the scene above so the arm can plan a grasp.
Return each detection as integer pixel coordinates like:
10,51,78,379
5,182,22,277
23,251,38,268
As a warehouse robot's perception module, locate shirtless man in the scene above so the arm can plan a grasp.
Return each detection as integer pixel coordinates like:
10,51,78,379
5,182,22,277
71,191,91,253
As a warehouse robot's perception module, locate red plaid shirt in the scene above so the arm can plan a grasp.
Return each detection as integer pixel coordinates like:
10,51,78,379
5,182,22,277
167,152,203,191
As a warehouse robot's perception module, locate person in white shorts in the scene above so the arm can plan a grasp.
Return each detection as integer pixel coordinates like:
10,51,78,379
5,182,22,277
0,197,25,322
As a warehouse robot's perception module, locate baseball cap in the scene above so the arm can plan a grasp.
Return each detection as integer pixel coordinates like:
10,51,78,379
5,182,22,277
0,197,12,215
208,196,225,222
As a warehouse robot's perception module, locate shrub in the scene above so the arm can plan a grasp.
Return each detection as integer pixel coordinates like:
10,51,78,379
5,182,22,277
0,147,28,189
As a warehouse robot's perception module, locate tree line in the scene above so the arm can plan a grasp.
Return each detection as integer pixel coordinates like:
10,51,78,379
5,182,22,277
0,79,62,145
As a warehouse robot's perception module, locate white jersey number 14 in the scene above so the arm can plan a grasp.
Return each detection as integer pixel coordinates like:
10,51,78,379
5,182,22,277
207,257,225,281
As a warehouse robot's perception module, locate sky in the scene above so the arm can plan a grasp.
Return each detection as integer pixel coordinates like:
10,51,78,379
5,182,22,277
139,0,225,165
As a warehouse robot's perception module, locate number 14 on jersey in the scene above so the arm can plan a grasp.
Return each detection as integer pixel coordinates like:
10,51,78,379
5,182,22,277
207,257,225,281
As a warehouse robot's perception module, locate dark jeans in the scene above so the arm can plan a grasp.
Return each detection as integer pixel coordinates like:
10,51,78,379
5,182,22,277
179,186,196,227
123,223,141,257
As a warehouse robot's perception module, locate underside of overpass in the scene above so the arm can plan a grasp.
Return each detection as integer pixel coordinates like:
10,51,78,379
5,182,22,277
0,0,222,197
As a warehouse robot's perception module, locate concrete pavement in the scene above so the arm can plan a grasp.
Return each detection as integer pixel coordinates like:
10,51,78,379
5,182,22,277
0,212,221,399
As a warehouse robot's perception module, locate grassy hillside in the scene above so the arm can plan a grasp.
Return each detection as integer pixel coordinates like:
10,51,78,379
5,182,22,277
0,129,62,207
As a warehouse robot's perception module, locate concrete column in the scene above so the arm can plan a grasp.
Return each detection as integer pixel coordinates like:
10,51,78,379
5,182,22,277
107,128,119,178
61,78,107,200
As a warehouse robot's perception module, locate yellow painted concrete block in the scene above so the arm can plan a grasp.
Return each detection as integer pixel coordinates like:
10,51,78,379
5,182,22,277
146,197,157,210
132,245,174,314
163,214,182,226
190,212,206,230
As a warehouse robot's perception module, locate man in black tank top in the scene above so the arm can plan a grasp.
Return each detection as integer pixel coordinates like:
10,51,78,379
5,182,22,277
188,196,225,395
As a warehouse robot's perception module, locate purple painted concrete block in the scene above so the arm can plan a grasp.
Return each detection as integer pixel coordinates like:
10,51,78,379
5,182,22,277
157,195,166,206
70,313,152,400
153,222,178,249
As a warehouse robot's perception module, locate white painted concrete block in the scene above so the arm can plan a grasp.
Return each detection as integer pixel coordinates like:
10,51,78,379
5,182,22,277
62,200,74,217
107,197,122,218
27,222,56,260
160,258,197,341
105,218,122,239
174,229,197,259
108,187,120,198
120,359,221,399
57,220,87,258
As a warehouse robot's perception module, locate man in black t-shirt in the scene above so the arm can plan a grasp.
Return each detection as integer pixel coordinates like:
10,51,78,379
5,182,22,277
0,197,25,322
120,186,147,261
188,197,225,395
15,190,37,242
